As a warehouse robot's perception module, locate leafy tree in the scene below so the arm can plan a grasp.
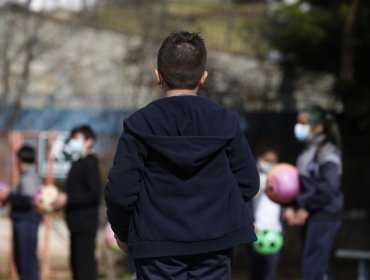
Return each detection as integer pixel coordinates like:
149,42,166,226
266,0,369,129
265,0,370,209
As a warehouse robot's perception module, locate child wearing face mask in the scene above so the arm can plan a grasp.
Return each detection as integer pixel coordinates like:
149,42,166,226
284,106,343,280
250,146,281,280
53,125,102,280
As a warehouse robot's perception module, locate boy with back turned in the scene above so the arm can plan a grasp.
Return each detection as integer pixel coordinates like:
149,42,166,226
105,31,259,280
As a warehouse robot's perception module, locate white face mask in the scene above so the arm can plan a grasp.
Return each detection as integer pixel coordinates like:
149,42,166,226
258,160,274,173
294,123,312,142
66,138,85,160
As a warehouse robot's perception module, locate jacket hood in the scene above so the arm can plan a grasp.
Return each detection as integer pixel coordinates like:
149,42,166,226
124,96,238,175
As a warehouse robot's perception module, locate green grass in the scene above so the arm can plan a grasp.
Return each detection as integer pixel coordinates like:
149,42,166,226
83,1,268,55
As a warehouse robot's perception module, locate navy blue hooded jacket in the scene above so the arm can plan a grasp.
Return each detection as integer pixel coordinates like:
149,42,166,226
105,95,260,259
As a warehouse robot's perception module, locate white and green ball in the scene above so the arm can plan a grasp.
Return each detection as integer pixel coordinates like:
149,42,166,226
253,229,284,255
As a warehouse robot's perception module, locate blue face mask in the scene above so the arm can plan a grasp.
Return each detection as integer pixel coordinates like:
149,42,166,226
294,123,312,142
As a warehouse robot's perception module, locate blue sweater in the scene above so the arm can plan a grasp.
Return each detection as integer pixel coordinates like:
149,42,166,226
105,95,260,259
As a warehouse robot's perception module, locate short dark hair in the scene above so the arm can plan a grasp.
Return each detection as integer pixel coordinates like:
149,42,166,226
70,125,96,141
157,31,207,90
17,145,36,164
255,144,279,158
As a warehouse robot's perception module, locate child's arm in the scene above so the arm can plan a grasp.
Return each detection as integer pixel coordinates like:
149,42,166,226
105,128,145,243
226,123,260,202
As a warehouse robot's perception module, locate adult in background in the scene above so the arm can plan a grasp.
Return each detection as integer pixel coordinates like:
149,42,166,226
284,106,343,280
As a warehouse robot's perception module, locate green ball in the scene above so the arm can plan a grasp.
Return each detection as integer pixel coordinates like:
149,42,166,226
253,229,284,255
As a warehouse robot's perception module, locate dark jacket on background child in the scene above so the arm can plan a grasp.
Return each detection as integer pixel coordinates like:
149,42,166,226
65,154,101,233
64,153,101,280
105,95,260,259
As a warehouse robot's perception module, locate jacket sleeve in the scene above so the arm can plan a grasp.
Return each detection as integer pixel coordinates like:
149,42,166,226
296,161,341,212
104,128,145,242
226,123,260,202
67,156,101,208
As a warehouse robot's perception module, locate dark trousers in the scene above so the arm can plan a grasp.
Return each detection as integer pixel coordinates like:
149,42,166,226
135,249,232,280
250,246,279,280
70,231,97,280
302,219,341,280
13,221,40,280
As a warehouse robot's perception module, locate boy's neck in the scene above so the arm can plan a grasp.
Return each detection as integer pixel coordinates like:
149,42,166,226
19,162,34,173
165,88,198,97
80,150,92,158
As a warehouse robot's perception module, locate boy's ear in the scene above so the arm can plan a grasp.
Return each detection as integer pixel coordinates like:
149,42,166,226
155,69,162,85
199,71,208,88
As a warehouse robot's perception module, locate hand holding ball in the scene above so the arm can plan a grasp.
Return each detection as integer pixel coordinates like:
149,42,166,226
33,185,60,213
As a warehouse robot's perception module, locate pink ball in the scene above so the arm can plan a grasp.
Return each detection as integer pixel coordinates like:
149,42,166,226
104,223,120,251
266,163,300,203
0,182,10,207
0,182,9,192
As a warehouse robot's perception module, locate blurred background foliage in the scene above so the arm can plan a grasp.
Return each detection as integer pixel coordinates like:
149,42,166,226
264,0,370,134
81,0,370,134
1,0,369,227
0,1,369,278
82,1,267,55
1,0,368,221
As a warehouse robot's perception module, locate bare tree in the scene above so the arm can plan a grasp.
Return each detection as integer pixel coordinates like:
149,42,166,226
114,1,163,109
0,1,76,130
0,4,44,129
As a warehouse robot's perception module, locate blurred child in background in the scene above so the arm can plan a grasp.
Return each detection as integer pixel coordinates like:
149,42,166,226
53,125,102,280
284,106,343,280
0,145,42,280
251,145,281,280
